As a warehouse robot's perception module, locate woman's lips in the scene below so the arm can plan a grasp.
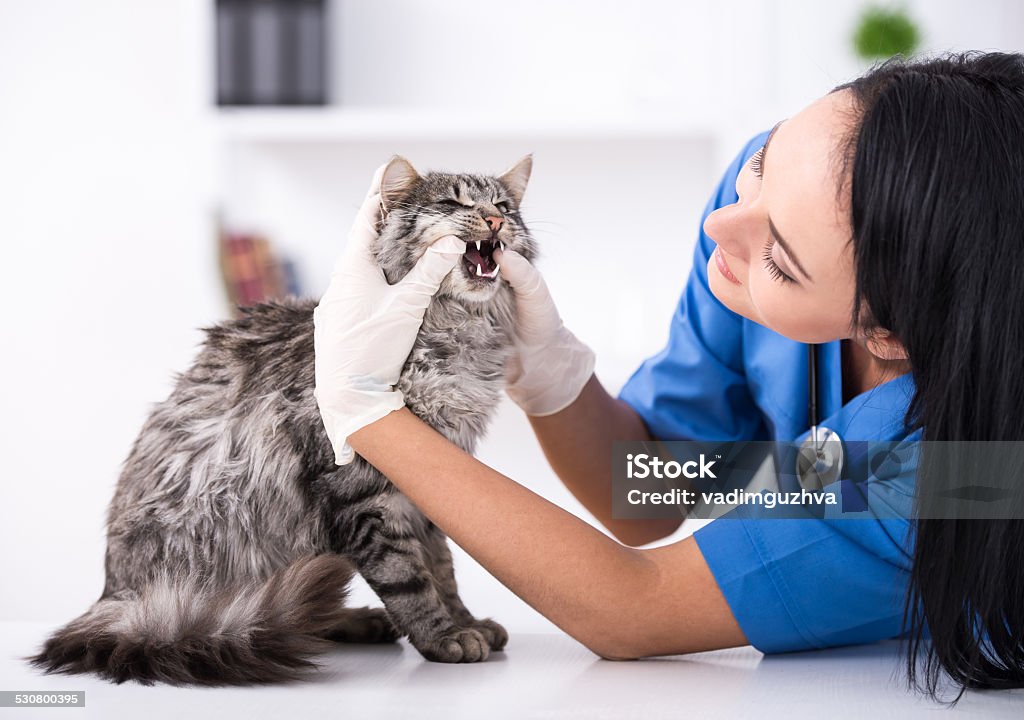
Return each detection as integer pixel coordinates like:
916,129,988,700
714,246,742,285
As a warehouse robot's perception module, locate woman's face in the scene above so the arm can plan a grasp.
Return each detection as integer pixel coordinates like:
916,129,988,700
704,89,860,344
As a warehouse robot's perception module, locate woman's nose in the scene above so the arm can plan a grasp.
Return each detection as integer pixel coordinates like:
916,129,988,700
703,204,754,260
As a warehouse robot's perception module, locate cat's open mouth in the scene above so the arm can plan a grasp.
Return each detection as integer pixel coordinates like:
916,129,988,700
462,238,503,281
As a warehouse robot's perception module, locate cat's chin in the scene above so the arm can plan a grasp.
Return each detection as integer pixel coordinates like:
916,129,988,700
446,282,501,303
440,268,503,305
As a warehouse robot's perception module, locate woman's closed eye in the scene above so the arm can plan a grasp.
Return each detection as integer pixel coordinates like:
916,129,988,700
762,240,795,284
749,146,796,284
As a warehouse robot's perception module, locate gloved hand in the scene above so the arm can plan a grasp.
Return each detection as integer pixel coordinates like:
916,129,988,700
492,247,596,416
313,164,464,465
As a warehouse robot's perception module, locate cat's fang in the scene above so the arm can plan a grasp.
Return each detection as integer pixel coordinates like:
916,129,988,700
475,240,482,251
499,242,505,251
476,263,483,276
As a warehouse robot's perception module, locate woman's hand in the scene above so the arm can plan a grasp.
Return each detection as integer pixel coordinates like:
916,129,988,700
492,247,596,415
313,164,465,465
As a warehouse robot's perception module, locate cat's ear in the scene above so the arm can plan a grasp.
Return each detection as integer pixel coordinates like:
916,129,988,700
379,155,420,214
498,155,533,205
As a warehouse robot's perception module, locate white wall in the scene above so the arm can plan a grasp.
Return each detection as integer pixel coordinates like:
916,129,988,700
0,0,219,621
2,0,1022,627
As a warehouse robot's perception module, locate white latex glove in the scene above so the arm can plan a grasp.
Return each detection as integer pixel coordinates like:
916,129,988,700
313,165,464,465
492,247,596,416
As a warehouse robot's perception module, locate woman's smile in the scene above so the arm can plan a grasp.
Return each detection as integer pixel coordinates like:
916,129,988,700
714,245,742,285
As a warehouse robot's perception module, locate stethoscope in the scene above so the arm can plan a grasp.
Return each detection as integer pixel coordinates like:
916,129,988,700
795,344,845,489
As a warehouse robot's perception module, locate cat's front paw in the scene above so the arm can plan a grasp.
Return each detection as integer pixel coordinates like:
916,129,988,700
417,627,491,663
469,618,508,651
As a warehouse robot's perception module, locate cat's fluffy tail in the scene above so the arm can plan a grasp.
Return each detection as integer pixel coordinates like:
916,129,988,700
28,554,355,686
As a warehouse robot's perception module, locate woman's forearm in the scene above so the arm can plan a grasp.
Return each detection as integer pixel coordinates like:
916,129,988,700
525,374,683,546
347,408,663,658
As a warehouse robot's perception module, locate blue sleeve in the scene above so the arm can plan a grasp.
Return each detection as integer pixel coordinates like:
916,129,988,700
693,441,920,654
617,131,773,441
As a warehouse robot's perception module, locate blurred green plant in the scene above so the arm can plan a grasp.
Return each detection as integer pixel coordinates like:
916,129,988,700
852,5,921,60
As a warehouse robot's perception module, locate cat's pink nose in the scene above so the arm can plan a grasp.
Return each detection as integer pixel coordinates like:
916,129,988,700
484,216,504,233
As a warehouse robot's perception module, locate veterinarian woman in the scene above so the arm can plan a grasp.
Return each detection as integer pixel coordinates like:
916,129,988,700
313,52,1024,697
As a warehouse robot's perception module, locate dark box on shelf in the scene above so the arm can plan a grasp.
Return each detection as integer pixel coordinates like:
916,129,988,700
215,0,329,106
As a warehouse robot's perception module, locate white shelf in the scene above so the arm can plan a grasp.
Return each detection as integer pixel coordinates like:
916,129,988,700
213,106,720,143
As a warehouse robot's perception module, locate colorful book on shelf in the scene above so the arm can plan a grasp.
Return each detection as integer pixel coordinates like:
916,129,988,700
218,228,301,316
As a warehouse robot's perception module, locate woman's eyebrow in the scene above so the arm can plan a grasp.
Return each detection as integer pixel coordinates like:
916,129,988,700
762,119,813,282
762,119,785,173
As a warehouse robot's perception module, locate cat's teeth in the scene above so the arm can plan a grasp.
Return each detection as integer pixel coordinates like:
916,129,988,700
499,242,505,251
476,263,482,276
475,240,482,251
493,264,500,276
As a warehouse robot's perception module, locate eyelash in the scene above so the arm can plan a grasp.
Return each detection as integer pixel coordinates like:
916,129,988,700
749,147,765,178
762,240,794,284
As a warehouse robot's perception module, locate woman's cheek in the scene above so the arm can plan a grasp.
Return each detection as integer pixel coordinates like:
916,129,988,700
749,275,820,341
747,275,797,333
749,278,852,343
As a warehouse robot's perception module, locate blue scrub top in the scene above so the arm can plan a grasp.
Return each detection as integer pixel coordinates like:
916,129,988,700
618,130,924,653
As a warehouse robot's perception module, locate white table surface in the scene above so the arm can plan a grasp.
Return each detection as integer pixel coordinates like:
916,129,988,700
2,622,1022,719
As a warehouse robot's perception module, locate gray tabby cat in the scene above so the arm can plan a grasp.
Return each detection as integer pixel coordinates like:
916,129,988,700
30,155,536,685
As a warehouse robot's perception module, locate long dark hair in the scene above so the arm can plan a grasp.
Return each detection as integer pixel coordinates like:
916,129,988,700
833,52,1024,698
